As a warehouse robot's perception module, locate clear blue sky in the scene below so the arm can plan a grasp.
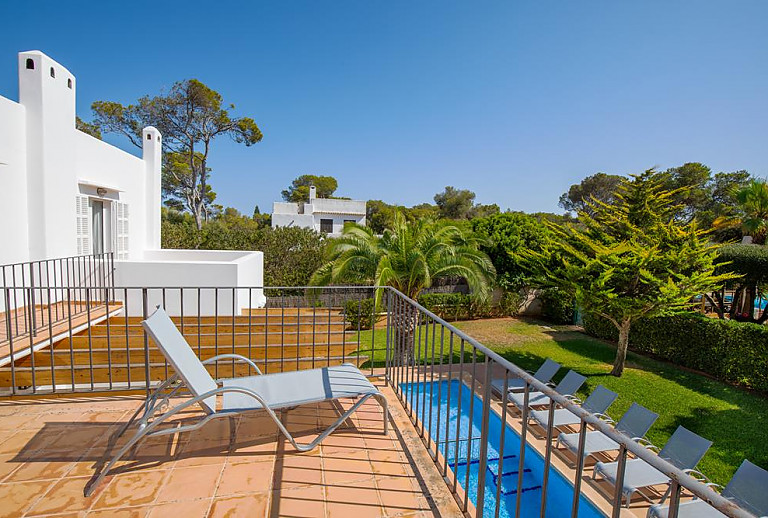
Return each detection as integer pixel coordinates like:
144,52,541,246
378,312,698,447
2,1,766,215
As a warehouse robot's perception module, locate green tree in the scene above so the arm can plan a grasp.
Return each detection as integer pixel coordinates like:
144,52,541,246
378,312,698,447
162,151,219,220
282,175,338,203
522,171,734,376
471,212,551,291
434,186,476,220
92,79,263,229
76,116,102,139
310,215,495,360
559,173,623,215
714,179,768,245
701,171,752,241
660,162,712,222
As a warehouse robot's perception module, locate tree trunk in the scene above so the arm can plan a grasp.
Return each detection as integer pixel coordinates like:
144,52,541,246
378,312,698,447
610,319,631,377
393,304,419,365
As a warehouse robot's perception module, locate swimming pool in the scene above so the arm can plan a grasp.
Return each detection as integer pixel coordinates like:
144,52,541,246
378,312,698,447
402,380,605,517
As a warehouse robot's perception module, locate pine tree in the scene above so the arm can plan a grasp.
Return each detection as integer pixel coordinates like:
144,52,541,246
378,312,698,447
522,170,735,376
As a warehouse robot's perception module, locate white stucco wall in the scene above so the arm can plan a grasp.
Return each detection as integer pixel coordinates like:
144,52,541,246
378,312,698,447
114,250,265,316
0,51,162,267
0,96,29,265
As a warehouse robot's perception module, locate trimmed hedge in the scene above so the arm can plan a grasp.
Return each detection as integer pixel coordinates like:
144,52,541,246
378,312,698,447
539,288,576,325
343,298,377,330
583,313,768,392
417,292,521,321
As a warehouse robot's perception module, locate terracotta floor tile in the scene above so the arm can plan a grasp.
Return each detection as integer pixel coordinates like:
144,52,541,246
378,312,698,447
325,478,383,518
0,454,21,482
377,476,431,515
271,484,325,517
92,470,169,509
322,457,374,484
156,464,222,503
86,507,149,517
5,459,74,482
0,480,56,518
216,460,274,496
146,498,212,517
26,476,96,516
209,493,269,518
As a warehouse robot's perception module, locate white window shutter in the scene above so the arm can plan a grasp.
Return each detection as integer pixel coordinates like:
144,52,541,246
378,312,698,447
115,202,130,260
76,195,91,255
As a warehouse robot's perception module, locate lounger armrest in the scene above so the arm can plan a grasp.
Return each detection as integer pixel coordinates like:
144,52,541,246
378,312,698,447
202,354,262,375
592,413,615,424
564,395,582,404
682,469,710,482
545,381,557,389
703,482,724,493
634,437,659,452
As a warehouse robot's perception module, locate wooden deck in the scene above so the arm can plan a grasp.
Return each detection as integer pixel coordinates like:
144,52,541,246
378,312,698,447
0,302,122,366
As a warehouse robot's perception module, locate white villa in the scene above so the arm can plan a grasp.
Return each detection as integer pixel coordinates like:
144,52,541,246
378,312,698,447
0,51,265,314
272,186,366,236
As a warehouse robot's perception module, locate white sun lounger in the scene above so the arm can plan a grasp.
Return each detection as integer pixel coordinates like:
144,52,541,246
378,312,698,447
86,306,388,496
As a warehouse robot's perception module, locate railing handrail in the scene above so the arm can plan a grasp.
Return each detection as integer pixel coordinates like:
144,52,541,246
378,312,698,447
0,252,114,270
384,286,752,518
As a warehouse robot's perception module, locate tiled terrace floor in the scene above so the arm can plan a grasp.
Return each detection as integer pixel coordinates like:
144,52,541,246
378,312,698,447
0,382,461,518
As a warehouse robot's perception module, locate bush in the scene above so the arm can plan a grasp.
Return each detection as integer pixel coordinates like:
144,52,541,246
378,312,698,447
343,298,377,330
417,292,521,320
539,288,575,324
583,312,768,392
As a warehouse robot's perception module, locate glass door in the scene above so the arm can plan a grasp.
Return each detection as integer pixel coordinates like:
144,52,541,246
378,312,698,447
91,200,104,254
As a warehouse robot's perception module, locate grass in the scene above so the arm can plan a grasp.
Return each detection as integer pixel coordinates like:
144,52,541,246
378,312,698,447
354,317,768,486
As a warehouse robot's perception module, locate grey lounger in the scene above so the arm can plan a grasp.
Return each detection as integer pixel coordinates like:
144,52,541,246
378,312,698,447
86,306,388,496
557,402,659,461
529,384,618,430
490,358,561,395
508,370,587,411
593,426,713,508
647,459,768,518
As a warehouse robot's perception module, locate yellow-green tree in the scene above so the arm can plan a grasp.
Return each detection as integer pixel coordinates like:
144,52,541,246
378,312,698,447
521,170,734,376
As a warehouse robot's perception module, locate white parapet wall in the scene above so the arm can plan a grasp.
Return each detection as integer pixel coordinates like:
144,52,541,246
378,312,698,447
114,249,266,316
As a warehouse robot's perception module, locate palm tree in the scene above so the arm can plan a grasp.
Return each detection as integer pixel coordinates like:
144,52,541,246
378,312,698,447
714,178,768,245
310,214,495,361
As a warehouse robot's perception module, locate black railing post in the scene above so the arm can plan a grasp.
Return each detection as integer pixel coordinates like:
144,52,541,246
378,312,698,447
142,288,151,396
476,356,493,518
611,444,628,516
571,418,588,517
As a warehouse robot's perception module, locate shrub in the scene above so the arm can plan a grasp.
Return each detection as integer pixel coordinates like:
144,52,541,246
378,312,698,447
343,298,377,330
417,292,521,320
583,312,768,392
539,288,575,324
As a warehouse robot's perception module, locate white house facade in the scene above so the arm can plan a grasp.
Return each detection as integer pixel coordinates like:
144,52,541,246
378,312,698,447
0,51,265,314
272,186,366,237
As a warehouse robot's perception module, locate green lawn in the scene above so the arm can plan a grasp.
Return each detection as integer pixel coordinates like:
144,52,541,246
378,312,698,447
354,317,768,486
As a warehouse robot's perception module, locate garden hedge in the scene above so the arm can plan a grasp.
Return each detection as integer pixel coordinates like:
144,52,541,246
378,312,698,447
343,298,377,330
539,288,576,325
417,292,521,321
583,312,768,392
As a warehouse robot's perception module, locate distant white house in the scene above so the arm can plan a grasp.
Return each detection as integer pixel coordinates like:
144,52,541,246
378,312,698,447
0,51,265,313
272,186,366,236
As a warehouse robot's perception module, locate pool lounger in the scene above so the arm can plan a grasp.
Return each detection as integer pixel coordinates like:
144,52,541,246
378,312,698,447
556,402,659,461
85,306,388,496
646,459,768,518
490,358,561,395
529,384,617,430
593,426,712,508
507,370,587,410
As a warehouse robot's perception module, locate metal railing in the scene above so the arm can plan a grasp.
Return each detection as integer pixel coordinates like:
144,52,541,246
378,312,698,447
1,253,113,349
0,285,378,396
0,281,753,518
384,287,753,518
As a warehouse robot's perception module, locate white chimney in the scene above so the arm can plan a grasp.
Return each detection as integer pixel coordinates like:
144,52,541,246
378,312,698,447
309,185,317,201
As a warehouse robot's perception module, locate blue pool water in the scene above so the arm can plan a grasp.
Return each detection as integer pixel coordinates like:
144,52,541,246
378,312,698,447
402,380,604,517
